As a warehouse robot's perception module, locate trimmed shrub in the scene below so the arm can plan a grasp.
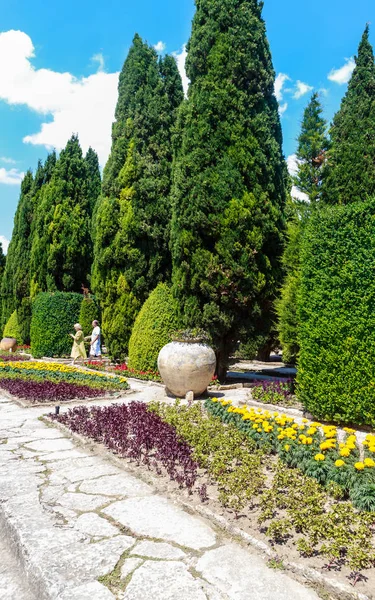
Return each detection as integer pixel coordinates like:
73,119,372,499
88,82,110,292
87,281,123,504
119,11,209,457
3,310,23,344
30,292,82,358
79,297,101,337
297,199,375,427
17,298,32,345
128,283,180,372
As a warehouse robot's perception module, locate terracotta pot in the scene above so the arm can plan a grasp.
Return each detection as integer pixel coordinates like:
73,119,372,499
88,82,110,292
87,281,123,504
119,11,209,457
0,338,18,352
158,341,216,397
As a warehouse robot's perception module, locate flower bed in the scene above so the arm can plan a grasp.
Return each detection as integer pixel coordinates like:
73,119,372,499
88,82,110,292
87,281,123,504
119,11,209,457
53,403,197,489
251,379,296,407
0,361,128,403
53,399,375,590
0,354,30,362
207,398,375,511
85,360,162,382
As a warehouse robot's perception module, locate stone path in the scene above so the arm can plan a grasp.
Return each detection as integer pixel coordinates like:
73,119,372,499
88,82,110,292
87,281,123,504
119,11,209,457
0,393,320,600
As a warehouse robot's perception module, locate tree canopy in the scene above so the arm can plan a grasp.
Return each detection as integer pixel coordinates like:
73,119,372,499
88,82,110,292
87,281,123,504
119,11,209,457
170,0,287,377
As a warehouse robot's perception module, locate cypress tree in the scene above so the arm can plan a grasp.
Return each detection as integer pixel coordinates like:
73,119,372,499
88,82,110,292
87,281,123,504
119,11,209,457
31,136,95,293
1,170,34,328
0,241,5,333
294,92,329,203
85,147,101,213
92,34,183,358
323,25,375,204
170,0,287,378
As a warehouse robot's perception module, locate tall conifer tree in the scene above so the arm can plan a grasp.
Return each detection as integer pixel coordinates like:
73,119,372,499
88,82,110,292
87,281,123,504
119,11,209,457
92,35,183,357
1,170,34,328
31,136,96,293
323,25,375,204
0,241,6,333
294,92,329,203
170,0,287,377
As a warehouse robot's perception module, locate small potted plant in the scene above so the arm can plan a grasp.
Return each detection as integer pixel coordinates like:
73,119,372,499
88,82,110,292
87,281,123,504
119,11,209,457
157,329,216,398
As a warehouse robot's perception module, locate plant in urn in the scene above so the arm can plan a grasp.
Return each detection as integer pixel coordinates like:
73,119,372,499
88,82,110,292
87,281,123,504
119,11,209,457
158,329,216,398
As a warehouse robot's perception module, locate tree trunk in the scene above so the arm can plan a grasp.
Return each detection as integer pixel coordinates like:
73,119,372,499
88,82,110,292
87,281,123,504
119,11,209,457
215,341,229,383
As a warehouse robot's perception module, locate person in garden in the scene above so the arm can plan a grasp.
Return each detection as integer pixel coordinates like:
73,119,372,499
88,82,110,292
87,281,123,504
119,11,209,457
89,320,101,357
70,323,87,365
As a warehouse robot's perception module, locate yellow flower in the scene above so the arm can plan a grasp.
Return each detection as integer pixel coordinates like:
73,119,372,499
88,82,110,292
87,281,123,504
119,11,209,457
364,458,375,468
335,460,345,467
343,427,355,434
305,437,313,445
314,454,325,461
369,446,375,454
340,448,350,457
355,462,365,471
307,427,317,436
284,444,290,451
302,418,308,423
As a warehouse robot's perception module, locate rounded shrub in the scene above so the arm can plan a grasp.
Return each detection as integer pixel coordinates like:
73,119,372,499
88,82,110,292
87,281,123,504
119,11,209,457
3,310,23,344
30,292,82,358
297,199,375,427
128,283,180,372
79,297,101,337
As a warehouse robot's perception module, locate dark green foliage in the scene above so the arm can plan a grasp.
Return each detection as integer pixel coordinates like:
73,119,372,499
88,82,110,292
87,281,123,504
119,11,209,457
79,296,101,336
0,241,5,334
128,283,181,372
31,136,96,294
323,26,375,204
294,92,329,203
30,292,82,358
3,310,23,343
297,199,375,427
170,0,287,377
92,35,184,357
84,147,101,214
1,171,34,328
276,199,307,364
17,298,32,345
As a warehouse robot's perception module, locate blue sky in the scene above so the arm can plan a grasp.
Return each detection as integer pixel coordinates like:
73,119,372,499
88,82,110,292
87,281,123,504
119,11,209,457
0,0,374,249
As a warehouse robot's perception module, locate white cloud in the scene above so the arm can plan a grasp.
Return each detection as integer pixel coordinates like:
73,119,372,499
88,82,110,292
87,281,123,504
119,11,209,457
173,44,189,97
287,154,299,177
293,80,313,99
0,30,119,166
0,167,24,185
91,52,105,72
274,73,290,102
154,41,166,53
0,235,10,254
279,102,288,116
291,186,309,202
328,57,355,85
287,155,309,202
0,156,16,164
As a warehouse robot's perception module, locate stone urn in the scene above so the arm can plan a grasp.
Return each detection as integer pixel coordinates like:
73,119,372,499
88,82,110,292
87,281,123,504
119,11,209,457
0,338,18,353
158,333,216,398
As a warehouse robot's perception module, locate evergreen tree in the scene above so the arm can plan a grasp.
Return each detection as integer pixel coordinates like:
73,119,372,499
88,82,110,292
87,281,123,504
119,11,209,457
0,241,5,333
92,35,183,357
170,0,287,378
84,147,101,213
323,25,375,204
31,136,94,293
1,170,34,328
294,92,329,203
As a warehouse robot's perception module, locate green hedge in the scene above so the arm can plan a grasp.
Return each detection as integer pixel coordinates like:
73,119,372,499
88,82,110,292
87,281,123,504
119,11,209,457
30,292,82,358
297,199,375,427
3,310,23,344
79,297,101,337
128,283,180,372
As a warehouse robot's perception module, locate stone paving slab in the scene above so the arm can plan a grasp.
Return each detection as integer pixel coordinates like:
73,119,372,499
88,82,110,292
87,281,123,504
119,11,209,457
0,394,320,600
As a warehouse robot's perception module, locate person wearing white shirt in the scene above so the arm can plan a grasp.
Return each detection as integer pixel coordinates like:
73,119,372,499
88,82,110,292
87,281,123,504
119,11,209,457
90,320,101,357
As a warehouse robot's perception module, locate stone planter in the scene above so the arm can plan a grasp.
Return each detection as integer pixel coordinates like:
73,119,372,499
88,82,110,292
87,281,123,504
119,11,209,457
0,338,18,352
158,341,216,398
